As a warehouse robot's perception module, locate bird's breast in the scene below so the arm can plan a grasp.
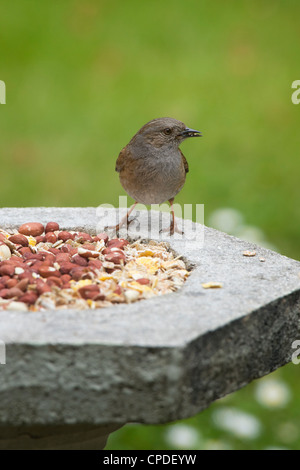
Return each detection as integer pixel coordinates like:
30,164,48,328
119,150,186,205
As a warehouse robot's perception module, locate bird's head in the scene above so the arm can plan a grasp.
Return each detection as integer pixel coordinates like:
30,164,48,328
131,117,202,150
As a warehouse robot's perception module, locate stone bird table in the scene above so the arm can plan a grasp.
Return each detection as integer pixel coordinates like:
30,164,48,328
0,207,299,449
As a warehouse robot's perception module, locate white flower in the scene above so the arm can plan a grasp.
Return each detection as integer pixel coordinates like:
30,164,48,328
212,407,262,439
255,378,291,408
165,424,200,448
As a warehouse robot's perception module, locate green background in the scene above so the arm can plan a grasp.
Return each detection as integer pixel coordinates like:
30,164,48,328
1,0,299,449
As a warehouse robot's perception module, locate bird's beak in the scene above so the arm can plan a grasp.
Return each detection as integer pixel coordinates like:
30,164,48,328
181,127,202,138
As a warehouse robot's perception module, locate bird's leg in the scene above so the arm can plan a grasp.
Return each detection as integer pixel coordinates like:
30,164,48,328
107,201,138,232
160,198,184,235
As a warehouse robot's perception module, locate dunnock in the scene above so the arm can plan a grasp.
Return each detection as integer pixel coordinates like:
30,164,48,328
115,117,201,234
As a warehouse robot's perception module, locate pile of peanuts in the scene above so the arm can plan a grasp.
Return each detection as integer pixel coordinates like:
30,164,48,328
0,222,189,311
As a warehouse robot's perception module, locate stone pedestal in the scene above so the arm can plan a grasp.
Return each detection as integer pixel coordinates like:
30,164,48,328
0,424,123,450
0,207,299,449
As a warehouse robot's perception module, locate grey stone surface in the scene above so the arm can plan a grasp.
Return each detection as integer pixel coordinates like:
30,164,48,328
0,207,300,429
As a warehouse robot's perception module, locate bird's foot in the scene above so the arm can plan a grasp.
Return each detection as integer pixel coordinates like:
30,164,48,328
105,215,137,233
160,220,184,236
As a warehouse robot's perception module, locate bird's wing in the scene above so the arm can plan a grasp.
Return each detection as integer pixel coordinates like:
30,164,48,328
115,147,128,172
180,149,189,174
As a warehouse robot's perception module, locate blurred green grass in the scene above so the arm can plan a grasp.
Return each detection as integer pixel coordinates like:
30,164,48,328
0,0,299,449
1,0,299,258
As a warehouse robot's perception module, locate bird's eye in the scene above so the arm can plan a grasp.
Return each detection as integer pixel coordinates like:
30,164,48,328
163,128,172,135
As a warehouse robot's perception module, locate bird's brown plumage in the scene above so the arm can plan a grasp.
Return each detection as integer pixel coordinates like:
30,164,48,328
114,117,200,233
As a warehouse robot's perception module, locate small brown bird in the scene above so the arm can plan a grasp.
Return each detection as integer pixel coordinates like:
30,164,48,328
115,117,202,234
